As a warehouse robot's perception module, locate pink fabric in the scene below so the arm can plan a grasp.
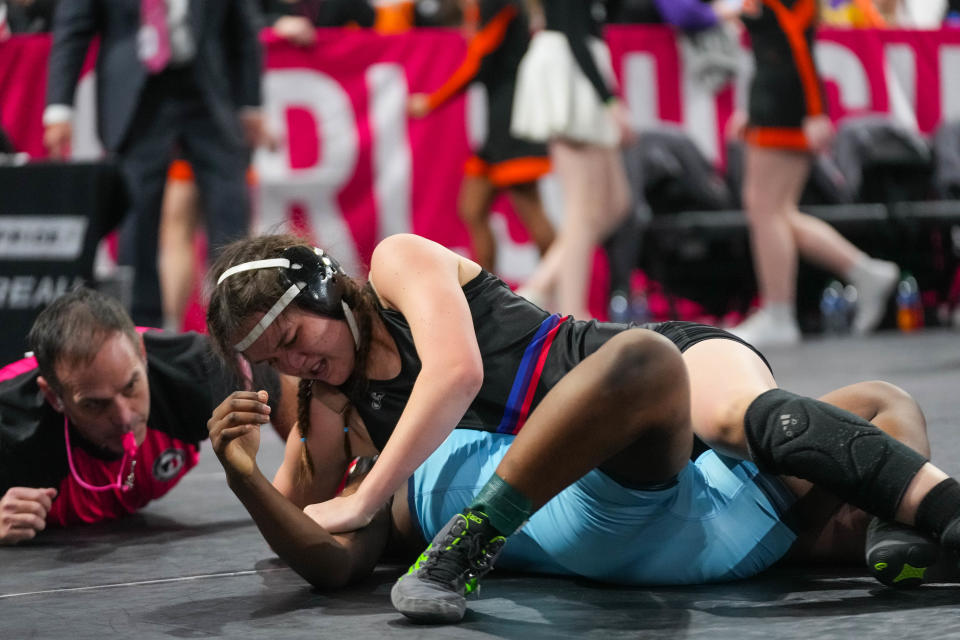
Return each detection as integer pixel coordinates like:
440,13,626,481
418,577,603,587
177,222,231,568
0,35,97,157
0,36,52,157
0,355,38,383
48,426,199,526
138,0,171,73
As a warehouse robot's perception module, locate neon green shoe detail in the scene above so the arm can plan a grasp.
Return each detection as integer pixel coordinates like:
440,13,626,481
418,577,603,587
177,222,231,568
391,509,506,623
892,563,928,584
865,517,940,589
464,577,478,595
407,544,434,575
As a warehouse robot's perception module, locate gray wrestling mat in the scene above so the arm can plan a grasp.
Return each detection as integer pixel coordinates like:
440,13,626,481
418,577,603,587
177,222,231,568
4,329,960,639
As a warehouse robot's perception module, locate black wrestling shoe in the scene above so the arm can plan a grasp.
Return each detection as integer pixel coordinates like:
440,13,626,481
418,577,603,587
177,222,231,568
865,517,942,588
391,508,506,624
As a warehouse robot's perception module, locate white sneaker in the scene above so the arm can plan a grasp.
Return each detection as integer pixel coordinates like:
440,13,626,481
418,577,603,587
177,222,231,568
728,309,801,348
851,260,899,335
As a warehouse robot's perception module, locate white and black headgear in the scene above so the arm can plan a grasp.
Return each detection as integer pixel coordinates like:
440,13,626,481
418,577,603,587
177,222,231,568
216,246,359,352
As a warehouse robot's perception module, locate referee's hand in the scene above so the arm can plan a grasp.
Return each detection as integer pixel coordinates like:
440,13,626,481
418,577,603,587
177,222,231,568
0,487,57,544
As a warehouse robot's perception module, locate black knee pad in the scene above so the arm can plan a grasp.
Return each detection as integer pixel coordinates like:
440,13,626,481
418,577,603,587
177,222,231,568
744,388,928,520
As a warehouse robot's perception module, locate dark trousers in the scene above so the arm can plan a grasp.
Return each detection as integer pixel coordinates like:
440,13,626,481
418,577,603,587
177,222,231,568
116,66,250,326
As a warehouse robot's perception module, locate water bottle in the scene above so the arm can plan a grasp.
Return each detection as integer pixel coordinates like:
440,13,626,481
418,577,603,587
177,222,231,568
609,289,651,325
608,291,630,324
909,278,924,330
820,280,850,335
630,290,651,325
896,273,924,332
842,283,858,329
895,275,913,331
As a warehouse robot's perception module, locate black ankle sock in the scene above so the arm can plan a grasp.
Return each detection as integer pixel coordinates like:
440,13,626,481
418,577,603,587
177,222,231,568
915,478,960,540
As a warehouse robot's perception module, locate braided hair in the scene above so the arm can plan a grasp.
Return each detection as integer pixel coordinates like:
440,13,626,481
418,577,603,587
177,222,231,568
206,234,376,481
295,379,356,483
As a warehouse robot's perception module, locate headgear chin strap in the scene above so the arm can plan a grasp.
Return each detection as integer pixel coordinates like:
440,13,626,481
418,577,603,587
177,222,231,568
216,247,359,352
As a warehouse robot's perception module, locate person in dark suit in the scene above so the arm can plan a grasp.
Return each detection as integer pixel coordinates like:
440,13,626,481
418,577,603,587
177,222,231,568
43,0,266,327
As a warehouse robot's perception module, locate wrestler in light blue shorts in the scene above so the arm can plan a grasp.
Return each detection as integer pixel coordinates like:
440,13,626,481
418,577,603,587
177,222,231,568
408,429,797,585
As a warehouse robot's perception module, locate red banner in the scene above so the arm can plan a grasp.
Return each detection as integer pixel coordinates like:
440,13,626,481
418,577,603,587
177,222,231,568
255,29,475,276
3,26,960,310
0,35,50,158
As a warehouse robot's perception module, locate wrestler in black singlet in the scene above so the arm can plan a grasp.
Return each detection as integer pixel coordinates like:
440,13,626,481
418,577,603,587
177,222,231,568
345,270,768,451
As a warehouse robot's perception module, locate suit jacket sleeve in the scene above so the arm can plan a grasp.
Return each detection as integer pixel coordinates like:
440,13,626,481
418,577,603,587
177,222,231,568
226,0,263,109
45,0,99,108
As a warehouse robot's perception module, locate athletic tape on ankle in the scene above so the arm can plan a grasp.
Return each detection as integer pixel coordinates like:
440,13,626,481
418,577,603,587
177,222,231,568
470,473,532,536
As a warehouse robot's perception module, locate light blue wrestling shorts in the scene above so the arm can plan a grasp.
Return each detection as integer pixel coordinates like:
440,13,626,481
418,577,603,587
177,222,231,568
408,429,797,585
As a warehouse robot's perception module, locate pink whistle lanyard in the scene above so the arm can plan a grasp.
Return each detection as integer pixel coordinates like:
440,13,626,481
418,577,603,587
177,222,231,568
63,416,138,493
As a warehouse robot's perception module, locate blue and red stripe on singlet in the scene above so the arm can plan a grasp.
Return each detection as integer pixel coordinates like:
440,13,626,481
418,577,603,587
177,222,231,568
496,314,569,435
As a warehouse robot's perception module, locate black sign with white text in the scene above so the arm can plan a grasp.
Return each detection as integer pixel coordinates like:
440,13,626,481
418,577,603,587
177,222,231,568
0,162,126,363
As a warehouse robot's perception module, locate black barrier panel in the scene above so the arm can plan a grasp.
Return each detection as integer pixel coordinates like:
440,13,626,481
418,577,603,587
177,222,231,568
888,200,960,325
641,209,756,319
636,203,955,332
0,162,126,364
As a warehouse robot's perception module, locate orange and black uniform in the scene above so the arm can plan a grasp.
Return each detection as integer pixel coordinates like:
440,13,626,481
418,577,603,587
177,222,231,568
742,0,827,150
426,0,549,188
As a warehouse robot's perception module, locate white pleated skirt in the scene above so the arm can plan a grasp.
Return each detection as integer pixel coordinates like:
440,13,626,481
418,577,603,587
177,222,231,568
511,30,620,148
